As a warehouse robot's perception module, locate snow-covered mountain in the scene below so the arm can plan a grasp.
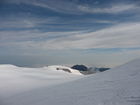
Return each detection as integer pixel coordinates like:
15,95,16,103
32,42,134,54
0,59,140,105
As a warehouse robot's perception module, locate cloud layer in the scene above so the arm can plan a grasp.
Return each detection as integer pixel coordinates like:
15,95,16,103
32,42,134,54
26,22,140,49
0,0,140,66
0,22,140,50
2,0,139,15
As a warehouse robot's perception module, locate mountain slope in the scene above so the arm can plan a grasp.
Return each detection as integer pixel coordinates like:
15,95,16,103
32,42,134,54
0,64,83,102
0,59,140,105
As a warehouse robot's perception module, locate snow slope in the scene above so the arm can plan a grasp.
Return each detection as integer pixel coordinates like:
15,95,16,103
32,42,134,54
0,65,83,103
0,59,140,105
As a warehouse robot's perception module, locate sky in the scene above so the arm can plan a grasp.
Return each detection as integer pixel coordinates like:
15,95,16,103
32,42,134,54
0,0,140,67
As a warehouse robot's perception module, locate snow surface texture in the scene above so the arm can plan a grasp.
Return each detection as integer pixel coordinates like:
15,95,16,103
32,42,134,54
0,65,83,104
0,59,140,105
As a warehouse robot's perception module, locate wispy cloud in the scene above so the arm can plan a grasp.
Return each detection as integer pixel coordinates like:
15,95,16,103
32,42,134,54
78,4,139,14
0,15,117,33
0,29,84,49
0,17,59,29
1,22,140,50
4,0,83,14
35,22,140,49
4,0,139,15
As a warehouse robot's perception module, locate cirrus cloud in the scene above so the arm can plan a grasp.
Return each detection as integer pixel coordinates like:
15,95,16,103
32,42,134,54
0,22,140,50
34,22,140,49
3,0,140,15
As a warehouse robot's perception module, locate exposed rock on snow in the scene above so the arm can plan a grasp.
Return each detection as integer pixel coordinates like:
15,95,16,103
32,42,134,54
47,65,82,75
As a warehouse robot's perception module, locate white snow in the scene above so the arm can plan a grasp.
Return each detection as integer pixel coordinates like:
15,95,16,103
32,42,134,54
0,59,140,105
0,65,83,99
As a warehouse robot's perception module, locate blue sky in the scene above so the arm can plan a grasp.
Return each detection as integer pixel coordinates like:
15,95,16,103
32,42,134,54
0,0,140,67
